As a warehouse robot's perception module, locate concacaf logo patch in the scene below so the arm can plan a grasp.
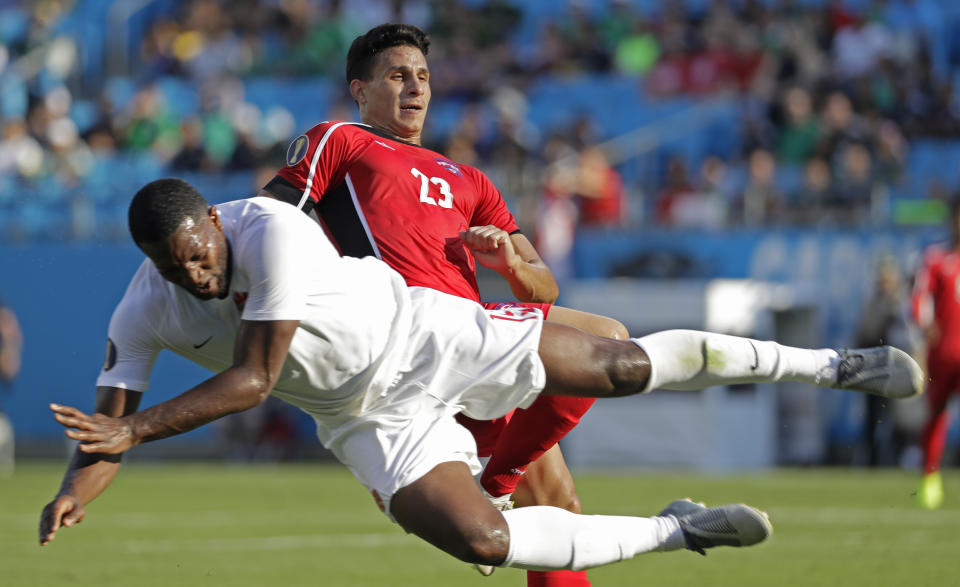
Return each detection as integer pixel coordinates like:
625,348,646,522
434,157,462,177
286,135,309,166
103,338,117,371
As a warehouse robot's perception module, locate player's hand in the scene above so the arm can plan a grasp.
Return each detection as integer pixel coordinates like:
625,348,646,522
39,495,85,546
50,403,137,454
459,226,521,274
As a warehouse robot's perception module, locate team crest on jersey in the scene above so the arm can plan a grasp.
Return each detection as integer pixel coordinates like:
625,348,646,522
103,338,117,371
286,135,309,166
434,158,462,177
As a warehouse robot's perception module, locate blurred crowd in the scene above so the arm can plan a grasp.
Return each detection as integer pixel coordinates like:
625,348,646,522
2,0,960,242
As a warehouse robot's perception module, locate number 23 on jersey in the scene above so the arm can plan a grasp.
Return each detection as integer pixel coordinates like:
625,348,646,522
410,167,453,209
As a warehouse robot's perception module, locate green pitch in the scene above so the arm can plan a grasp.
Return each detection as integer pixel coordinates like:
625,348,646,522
4,462,958,586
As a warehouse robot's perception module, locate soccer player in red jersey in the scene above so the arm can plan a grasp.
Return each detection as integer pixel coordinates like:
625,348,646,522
260,24,621,587
911,199,960,509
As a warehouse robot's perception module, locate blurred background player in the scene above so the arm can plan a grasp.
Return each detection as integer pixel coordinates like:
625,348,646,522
853,256,914,467
911,199,960,509
0,298,23,475
260,24,624,586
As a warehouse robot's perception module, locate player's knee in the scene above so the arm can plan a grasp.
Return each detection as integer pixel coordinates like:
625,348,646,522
600,317,629,341
453,525,510,565
553,486,582,514
605,341,651,396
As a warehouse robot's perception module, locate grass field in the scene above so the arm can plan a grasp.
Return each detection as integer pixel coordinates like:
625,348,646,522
4,462,958,586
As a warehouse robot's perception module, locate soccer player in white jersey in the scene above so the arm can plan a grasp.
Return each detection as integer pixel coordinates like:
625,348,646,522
39,179,923,574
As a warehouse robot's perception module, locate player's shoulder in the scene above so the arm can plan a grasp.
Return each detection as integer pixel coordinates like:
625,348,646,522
117,259,173,319
282,121,370,164
220,196,311,227
922,242,952,264
295,120,368,142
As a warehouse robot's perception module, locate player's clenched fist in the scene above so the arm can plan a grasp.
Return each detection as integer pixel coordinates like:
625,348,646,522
50,403,137,454
39,495,85,545
459,225,520,273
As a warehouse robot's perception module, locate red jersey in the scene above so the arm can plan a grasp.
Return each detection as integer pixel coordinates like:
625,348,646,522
911,243,960,361
266,121,519,302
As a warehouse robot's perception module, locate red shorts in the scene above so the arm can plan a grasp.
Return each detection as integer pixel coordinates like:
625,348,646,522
456,301,553,455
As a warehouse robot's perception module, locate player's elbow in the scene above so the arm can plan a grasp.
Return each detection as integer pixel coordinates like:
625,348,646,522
237,372,274,409
525,281,559,304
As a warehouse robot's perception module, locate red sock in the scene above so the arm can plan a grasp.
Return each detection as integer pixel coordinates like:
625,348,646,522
921,401,951,474
456,412,513,457
527,570,591,587
481,395,595,496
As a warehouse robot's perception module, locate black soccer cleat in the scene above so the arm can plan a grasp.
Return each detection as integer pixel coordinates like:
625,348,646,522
835,346,924,399
676,503,772,555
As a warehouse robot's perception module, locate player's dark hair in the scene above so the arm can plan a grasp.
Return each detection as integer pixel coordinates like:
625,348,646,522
346,23,430,83
128,178,209,245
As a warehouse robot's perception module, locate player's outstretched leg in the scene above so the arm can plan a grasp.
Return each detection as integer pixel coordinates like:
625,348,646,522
632,330,924,399
391,462,771,573
500,501,772,570
537,326,924,401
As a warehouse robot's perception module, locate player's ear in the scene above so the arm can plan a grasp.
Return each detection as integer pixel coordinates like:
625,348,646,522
208,205,222,231
349,79,366,105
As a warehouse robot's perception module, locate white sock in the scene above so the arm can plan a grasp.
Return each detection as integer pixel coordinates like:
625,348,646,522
501,506,685,571
632,329,839,393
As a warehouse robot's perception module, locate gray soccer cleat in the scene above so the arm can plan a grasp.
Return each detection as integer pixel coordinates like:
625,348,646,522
677,503,773,555
835,346,925,399
658,498,707,518
474,492,514,577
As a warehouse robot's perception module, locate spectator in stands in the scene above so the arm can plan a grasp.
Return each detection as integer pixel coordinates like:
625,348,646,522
777,86,821,164
655,156,697,226
817,91,871,165
830,143,878,224
740,148,784,226
575,147,627,228
0,299,23,476
667,155,730,230
170,119,208,172
792,157,835,225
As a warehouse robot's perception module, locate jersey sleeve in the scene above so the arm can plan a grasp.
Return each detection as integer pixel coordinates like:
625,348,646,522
269,121,361,211
235,209,316,322
468,168,520,233
911,247,938,327
95,293,162,392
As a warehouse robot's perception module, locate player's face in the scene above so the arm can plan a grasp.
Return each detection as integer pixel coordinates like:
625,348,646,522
141,207,231,301
355,45,431,143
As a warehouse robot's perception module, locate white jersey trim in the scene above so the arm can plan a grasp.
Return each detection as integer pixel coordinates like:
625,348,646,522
297,121,356,210
345,172,383,259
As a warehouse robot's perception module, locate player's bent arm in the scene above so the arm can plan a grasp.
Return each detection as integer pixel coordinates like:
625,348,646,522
461,227,559,303
505,233,559,303
122,319,299,447
39,386,142,545
51,319,299,458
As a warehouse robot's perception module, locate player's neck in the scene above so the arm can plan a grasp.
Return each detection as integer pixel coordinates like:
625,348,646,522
365,121,421,146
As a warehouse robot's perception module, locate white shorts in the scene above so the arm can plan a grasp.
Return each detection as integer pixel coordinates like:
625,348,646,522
320,287,547,520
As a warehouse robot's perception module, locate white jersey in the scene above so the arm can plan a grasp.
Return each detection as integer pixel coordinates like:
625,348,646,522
96,196,546,506
97,197,414,435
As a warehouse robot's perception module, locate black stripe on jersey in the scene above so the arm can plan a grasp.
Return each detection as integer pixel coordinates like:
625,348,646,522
263,176,314,214
314,180,378,259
